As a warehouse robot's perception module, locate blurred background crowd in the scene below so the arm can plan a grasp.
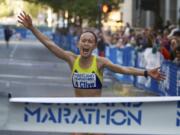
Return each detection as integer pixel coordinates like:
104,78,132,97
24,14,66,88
51,20,180,67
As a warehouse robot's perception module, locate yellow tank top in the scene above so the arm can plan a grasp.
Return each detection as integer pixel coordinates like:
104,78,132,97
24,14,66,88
72,55,103,89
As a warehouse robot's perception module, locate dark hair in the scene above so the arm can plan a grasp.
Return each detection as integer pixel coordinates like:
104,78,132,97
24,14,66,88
173,30,180,37
79,31,97,43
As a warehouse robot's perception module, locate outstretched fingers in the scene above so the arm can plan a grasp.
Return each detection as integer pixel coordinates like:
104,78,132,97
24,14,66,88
20,12,25,19
22,11,27,16
18,12,25,23
19,11,29,21
156,70,166,81
150,67,166,81
17,11,32,28
17,15,24,21
160,72,166,80
17,20,23,25
17,15,25,26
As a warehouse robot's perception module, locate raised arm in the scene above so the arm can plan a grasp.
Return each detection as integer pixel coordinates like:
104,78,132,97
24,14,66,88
17,11,75,67
99,57,165,81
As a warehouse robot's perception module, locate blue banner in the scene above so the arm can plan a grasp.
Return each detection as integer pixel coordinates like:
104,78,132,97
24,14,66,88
0,27,52,40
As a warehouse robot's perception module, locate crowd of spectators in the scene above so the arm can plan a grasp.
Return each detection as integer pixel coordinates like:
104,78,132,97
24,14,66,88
52,20,180,67
101,22,180,66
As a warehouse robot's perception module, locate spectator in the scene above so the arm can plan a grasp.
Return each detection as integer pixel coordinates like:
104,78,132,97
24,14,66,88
143,34,164,69
169,38,179,61
160,45,171,60
4,25,13,48
173,45,180,66
97,32,107,57
161,29,170,51
110,33,119,46
124,22,131,36
164,20,171,30
168,25,180,39
116,37,124,48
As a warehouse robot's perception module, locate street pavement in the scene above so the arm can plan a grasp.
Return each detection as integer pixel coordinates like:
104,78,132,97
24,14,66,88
0,39,156,135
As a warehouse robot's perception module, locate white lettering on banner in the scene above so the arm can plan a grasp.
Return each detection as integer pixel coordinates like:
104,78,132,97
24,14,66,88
177,101,180,126
105,47,110,58
130,50,135,66
72,73,96,88
177,70,180,96
117,51,123,65
159,65,170,94
137,52,146,68
24,103,142,126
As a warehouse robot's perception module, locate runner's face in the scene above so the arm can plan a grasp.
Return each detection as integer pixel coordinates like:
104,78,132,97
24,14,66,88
78,32,96,58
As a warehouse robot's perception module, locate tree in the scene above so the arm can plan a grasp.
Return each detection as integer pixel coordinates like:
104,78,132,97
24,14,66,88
0,0,13,18
23,0,121,27
0,0,6,4
23,1,43,18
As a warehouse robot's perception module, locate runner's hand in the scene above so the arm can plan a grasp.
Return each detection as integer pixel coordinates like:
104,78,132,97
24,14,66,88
17,11,33,29
148,67,166,81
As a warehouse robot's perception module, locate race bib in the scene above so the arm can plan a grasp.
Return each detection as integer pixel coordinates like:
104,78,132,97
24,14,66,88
72,73,96,89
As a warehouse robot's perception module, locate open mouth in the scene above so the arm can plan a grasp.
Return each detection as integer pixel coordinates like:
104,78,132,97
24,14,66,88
83,48,90,54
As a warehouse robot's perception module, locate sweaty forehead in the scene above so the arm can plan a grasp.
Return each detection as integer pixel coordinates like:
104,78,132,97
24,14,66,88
80,32,96,41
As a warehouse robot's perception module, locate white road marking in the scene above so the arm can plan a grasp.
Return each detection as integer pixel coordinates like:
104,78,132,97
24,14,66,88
9,43,18,59
0,80,72,87
0,58,64,67
0,74,70,80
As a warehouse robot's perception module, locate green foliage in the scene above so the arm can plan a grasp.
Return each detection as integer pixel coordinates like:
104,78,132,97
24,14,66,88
0,1,13,17
23,1,43,18
0,0,6,4
23,0,122,26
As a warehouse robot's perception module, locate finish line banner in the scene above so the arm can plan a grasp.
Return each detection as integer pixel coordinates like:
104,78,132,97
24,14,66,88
0,97,180,134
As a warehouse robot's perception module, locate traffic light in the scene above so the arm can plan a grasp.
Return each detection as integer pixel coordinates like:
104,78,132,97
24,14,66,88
102,4,111,13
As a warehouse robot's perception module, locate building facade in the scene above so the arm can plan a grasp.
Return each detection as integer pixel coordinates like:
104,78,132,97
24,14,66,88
122,0,180,28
